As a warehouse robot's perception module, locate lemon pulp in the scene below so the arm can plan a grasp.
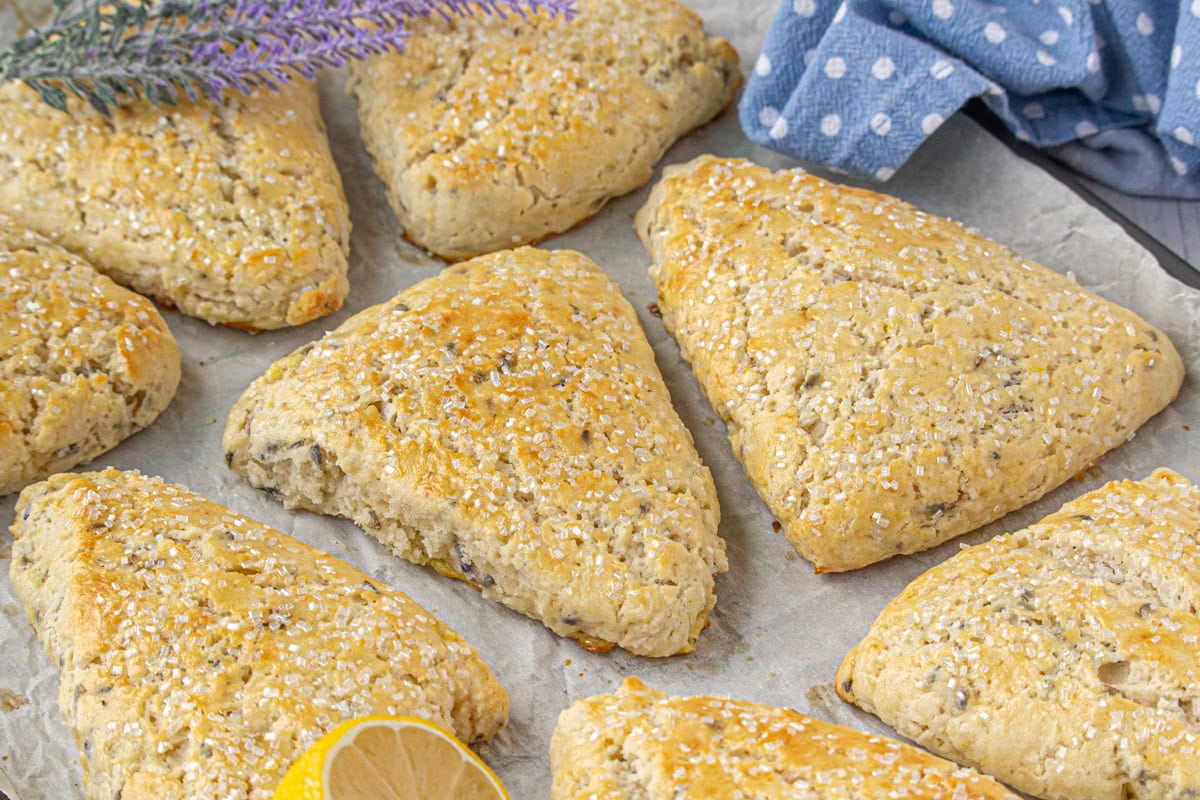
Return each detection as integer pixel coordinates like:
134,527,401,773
273,715,509,800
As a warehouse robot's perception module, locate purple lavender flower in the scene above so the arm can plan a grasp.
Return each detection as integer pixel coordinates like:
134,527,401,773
0,0,576,116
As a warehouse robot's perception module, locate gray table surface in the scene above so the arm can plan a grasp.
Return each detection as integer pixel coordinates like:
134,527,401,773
1087,183,1200,276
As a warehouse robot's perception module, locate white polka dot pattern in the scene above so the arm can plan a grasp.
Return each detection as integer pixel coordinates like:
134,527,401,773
739,0,1200,194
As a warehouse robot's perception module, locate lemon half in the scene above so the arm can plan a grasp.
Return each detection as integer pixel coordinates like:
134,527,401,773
273,715,510,800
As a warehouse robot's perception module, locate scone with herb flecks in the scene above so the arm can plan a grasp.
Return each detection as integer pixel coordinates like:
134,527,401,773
0,80,349,330
551,676,1021,799
637,155,1184,572
838,469,1200,800
223,247,724,657
347,0,740,260
9,469,508,800
1,220,180,495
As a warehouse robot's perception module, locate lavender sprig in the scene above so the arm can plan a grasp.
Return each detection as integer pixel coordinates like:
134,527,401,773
0,0,575,116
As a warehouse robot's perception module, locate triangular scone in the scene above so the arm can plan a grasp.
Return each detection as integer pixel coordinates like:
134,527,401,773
224,247,724,657
837,469,1200,799
637,156,1184,572
346,0,740,260
1,220,180,495
550,677,1021,799
0,81,349,330
9,469,508,800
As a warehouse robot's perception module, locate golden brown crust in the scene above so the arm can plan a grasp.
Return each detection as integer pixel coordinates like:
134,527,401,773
0,220,180,495
550,676,1022,799
347,0,740,259
837,469,1200,800
0,81,350,330
8,469,508,800
223,247,724,657
637,155,1185,572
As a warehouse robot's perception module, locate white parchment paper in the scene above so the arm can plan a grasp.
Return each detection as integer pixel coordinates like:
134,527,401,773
2,3,1199,797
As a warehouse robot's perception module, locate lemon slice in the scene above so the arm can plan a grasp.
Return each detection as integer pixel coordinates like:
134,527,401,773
273,715,510,800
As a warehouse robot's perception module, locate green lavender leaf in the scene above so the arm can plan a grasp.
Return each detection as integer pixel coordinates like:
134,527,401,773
0,0,577,117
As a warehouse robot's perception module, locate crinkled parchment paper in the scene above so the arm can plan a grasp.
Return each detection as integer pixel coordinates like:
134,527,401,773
2,2,1198,797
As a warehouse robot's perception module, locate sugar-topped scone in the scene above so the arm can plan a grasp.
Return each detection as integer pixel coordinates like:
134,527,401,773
837,469,1200,800
0,81,349,330
551,676,1021,799
637,155,1184,572
347,0,740,260
9,469,508,800
223,247,724,657
1,220,180,495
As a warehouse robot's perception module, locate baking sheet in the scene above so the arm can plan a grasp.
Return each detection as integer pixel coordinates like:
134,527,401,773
2,3,1199,797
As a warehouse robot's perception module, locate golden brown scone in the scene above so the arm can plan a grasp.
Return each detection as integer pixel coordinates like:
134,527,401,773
8,469,508,800
346,0,740,260
0,220,180,495
0,81,349,330
223,247,724,657
551,676,1022,799
637,155,1184,572
837,469,1200,800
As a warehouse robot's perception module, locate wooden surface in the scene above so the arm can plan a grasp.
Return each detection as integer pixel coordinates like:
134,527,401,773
1084,182,1200,275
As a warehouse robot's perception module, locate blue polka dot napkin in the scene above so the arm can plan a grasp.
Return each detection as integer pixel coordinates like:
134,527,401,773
739,0,1200,198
